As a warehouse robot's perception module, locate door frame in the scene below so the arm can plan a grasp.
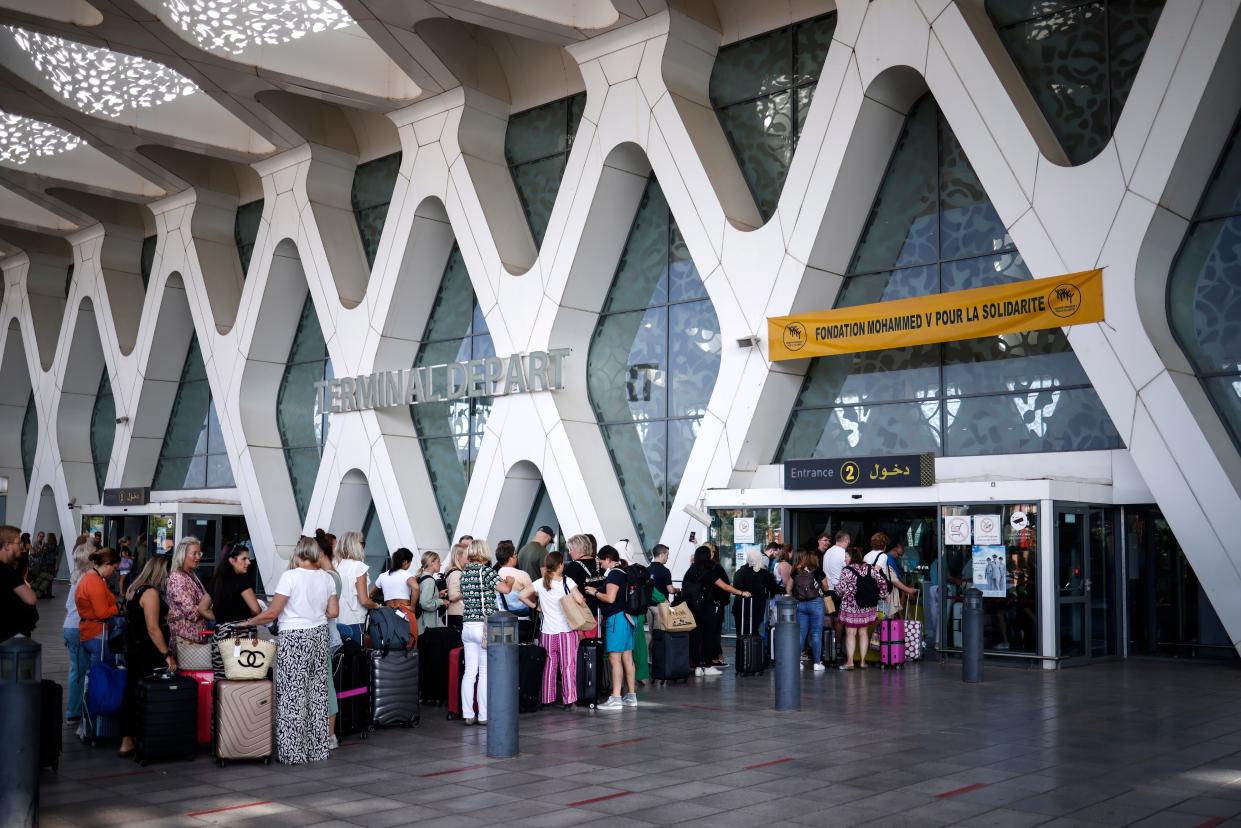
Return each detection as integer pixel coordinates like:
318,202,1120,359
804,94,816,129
1054,502,1091,666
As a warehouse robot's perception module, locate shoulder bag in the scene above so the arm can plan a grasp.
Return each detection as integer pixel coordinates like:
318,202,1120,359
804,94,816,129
560,580,597,632
220,626,277,680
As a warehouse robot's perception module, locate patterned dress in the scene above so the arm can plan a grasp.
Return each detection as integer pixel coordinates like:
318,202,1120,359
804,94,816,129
836,563,890,629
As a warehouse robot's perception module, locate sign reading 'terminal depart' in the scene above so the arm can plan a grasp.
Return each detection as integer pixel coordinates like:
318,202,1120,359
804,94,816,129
768,268,1104,361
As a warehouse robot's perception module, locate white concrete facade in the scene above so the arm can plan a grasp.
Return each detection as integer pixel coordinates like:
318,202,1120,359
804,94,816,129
1,0,1239,653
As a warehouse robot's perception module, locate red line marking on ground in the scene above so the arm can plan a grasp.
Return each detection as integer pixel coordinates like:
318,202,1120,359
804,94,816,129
936,783,986,799
599,737,646,748
186,800,272,817
568,790,634,807
419,763,487,778
745,757,794,770
82,770,155,782
1195,819,1225,828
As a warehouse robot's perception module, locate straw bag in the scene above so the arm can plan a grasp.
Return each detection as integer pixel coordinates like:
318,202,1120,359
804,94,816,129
220,628,277,680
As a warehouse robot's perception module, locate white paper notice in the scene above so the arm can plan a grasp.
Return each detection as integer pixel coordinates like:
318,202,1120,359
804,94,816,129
944,515,972,545
973,514,1002,546
733,517,755,544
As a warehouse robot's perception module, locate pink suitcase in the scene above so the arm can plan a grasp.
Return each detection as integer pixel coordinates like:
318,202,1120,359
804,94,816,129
878,619,905,669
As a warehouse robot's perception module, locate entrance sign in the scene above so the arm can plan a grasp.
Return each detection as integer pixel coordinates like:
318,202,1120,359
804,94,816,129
103,487,150,507
783,453,934,490
767,269,1104,361
314,349,569,415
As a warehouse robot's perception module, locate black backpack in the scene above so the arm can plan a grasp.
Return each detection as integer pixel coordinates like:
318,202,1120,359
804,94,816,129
415,574,435,618
623,564,654,616
681,569,712,611
791,569,821,602
852,564,880,609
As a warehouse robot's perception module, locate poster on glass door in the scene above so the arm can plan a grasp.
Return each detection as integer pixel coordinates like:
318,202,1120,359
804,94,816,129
971,545,1007,597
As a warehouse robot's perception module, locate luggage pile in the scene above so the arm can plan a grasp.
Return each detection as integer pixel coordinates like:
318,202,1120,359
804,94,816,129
211,626,277,766
335,606,421,740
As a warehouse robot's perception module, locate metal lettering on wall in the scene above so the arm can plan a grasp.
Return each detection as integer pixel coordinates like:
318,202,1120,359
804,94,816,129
313,349,570,415
784,453,935,490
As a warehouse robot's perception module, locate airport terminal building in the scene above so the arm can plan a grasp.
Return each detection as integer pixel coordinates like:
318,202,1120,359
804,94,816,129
0,0,1238,666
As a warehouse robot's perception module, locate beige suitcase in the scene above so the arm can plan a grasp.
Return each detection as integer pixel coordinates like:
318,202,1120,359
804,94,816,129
214,679,273,766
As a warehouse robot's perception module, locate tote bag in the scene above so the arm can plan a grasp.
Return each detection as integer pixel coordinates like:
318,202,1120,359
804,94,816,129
560,581,597,632
220,628,278,680
652,600,697,632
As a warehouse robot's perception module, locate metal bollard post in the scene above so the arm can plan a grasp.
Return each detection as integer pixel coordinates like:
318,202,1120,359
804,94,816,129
773,597,801,711
962,589,984,683
486,611,519,759
0,637,42,827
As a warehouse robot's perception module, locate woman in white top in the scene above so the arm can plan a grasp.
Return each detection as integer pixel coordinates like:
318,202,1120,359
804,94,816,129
242,536,338,765
374,548,415,602
534,551,587,710
334,531,377,644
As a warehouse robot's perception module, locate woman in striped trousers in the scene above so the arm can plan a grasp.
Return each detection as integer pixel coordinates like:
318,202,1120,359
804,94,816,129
533,551,588,709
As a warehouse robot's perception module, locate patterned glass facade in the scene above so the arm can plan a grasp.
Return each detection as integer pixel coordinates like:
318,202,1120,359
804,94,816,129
709,13,836,222
152,334,235,489
412,246,492,538
588,178,722,549
90,371,114,495
362,501,390,580
1168,115,1241,452
505,93,586,249
277,296,332,521
778,97,1121,460
986,0,1165,165
351,153,401,270
234,199,263,276
140,235,157,292
20,390,35,487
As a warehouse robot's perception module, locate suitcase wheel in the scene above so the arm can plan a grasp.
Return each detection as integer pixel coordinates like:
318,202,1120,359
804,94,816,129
263,757,270,766
217,759,226,768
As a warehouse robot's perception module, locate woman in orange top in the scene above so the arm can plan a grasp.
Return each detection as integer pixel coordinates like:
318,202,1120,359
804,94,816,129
76,547,120,671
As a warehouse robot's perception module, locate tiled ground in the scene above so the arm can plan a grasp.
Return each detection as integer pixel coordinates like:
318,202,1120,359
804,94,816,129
26,591,1241,828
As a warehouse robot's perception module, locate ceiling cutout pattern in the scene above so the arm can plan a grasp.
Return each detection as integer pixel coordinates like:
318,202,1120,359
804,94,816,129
5,26,198,118
162,0,354,55
0,112,83,164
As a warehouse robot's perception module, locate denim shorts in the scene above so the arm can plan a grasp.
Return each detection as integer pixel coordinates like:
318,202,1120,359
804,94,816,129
604,612,635,653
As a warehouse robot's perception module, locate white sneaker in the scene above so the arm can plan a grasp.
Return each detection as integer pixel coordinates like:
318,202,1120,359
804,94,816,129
701,666,722,676
813,663,826,672
621,694,638,707
597,697,624,711
327,735,339,750
695,667,705,676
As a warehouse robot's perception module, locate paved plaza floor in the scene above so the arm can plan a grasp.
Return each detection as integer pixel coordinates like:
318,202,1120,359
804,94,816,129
26,594,1241,828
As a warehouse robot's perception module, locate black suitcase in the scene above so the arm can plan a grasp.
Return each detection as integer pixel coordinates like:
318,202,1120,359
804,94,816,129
822,626,838,665
651,630,692,683
518,643,547,713
736,597,764,676
40,679,62,770
135,672,198,765
333,640,371,740
575,636,610,708
371,649,419,727
418,626,461,705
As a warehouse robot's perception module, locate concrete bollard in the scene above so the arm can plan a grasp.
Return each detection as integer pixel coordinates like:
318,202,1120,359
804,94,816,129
486,611,519,758
0,637,42,827
962,588,984,683
774,597,801,711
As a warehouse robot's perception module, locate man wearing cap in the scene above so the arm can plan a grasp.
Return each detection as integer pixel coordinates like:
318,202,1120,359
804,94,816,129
518,526,555,582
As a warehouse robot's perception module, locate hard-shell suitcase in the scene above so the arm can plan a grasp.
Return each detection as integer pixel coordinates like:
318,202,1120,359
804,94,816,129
177,669,214,745
822,626,838,666
214,679,273,766
418,626,461,705
575,635,609,707
736,596,764,677
518,643,547,713
878,618,905,668
371,649,419,727
333,640,371,740
650,630,692,683
40,679,63,770
135,672,198,765
446,645,477,720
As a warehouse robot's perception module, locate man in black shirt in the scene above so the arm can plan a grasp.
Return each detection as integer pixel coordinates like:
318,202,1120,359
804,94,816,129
0,524,38,642
584,546,637,710
647,544,677,600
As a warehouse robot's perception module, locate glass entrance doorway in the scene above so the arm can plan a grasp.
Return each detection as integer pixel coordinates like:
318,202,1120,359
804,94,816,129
182,513,249,581
788,507,938,574
1054,504,1118,664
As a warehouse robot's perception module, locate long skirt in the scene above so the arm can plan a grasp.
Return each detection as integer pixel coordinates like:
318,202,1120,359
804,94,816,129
275,625,330,765
633,613,649,681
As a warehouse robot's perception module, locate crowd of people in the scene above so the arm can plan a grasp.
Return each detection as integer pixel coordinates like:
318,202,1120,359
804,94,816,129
0,521,923,767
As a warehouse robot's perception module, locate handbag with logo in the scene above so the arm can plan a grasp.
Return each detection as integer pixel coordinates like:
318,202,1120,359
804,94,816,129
220,627,277,680
652,598,697,633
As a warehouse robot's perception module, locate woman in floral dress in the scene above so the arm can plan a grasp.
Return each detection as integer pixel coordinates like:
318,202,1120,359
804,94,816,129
836,547,889,670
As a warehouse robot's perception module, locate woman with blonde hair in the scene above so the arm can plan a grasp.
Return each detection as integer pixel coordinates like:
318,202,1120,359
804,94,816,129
61,541,94,724
458,539,515,725
564,534,602,625
334,530,377,644
166,537,215,669
444,542,468,631
116,546,176,757
242,536,338,764
414,550,446,634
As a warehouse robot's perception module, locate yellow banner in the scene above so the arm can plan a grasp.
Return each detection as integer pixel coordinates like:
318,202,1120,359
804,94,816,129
768,268,1104,361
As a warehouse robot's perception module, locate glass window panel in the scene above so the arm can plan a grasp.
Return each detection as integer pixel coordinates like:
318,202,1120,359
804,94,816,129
589,307,667,423
234,199,263,276
362,502,390,581
471,298,487,337
285,297,327,364
284,447,319,522
985,0,1085,27
161,380,210,461
1201,124,1241,218
848,100,938,273
939,122,1013,260
794,84,815,142
182,337,207,382
351,153,402,211
471,333,495,361
567,93,586,147
90,371,115,495
420,436,469,537
206,402,225,455
278,359,327,449
511,154,568,249
603,181,668,313
667,417,699,513
471,397,491,435
21,391,36,487
1107,0,1164,135
945,387,1121,455
795,347,940,408
422,248,475,344
505,98,569,165
779,401,942,460
669,300,721,418
838,265,938,307
1205,376,1241,447
943,330,1089,396
668,223,706,303
940,252,1031,292
794,15,836,86
206,451,235,489
716,93,793,221
709,27,791,107
175,454,207,490
602,421,667,542
1168,216,1241,374
140,235,157,292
